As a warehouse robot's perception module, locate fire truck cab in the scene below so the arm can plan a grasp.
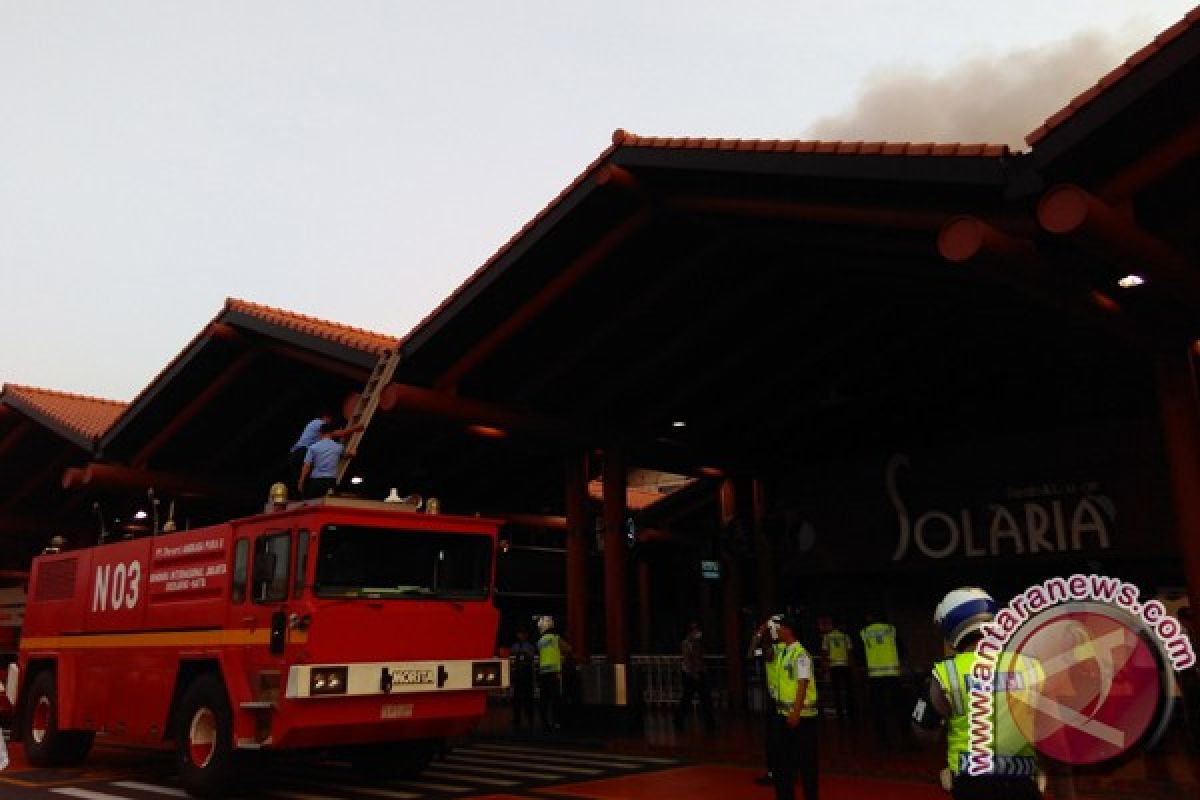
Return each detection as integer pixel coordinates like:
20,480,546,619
14,497,508,797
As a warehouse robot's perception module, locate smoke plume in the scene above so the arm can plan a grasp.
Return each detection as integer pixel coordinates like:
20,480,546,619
808,30,1154,148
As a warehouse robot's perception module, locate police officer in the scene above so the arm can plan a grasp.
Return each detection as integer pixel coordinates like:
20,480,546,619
510,626,537,730
821,620,855,718
860,611,903,747
769,615,819,800
748,614,783,785
536,615,565,732
912,588,1042,800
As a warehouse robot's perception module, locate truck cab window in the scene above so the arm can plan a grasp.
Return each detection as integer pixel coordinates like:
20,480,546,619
314,525,492,599
231,539,249,604
253,532,291,603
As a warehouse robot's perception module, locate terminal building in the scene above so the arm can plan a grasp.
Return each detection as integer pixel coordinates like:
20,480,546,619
2,2,1198,738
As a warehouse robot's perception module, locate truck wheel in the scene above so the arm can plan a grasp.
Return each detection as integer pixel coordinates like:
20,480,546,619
350,738,439,778
174,675,236,798
21,671,94,767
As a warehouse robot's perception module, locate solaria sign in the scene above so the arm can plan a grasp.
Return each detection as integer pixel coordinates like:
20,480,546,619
888,455,1113,561
967,574,1195,775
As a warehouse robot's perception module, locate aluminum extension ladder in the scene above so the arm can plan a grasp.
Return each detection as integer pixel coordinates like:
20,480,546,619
335,348,402,484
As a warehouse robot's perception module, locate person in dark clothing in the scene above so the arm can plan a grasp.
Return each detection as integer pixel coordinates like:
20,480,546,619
510,627,537,730
674,621,715,732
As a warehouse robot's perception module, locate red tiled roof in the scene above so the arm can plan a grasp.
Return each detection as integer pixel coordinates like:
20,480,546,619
1,383,127,442
225,298,399,356
104,299,400,446
1026,6,1200,146
613,129,1010,157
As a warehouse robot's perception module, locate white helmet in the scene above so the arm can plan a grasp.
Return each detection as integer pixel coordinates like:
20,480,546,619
934,587,998,648
536,615,555,634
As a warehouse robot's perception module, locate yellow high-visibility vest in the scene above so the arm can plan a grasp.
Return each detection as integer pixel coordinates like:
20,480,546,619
772,642,818,717
537,633,562,673
823,630,852,667
933,651,1040,776
764,642,781,699
860,623,900,677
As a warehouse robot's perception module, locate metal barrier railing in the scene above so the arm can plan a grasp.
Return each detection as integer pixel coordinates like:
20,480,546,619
496,652,850,714
629,654,729,710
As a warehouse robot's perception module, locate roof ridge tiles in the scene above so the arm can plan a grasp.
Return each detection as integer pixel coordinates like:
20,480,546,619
1026,5,1199,146
612,130,1008,157
1,382,127,407
1,382,129,442
224,297,400,348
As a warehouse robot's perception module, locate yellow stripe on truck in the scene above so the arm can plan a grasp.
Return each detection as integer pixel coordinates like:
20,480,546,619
20,629,271,650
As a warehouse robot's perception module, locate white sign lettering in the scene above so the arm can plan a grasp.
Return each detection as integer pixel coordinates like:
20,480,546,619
888,455,1112,561
91,560,143,612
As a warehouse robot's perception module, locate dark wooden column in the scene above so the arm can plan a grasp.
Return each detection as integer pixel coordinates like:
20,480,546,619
603,445,630,702
719,479,746,710
565,452,590,659
752,477,775,617
1154,348,1200,616
638,560,652,654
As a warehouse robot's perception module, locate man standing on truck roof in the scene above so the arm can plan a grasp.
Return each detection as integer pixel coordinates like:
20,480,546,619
288,411,361,488
298,423,354,499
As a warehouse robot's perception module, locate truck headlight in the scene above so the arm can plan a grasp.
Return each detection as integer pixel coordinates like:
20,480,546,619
310,667,348,695
471,661,502,688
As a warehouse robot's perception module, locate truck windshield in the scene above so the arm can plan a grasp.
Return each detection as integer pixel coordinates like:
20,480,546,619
313,525,492,600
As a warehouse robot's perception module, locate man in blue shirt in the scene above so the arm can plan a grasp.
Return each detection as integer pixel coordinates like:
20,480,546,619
297,424,355,498
288,410,333,485
289,411,362,491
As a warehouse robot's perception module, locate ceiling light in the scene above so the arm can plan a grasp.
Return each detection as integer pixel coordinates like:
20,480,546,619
133,510,148,520
672,421,687,428
1117,274,1145,289
350,476,364,485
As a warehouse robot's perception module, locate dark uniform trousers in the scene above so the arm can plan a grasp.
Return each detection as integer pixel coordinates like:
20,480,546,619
511,664,535,728
769,713,818,800
868,675,904,745
538,671,562,729
828,665,855,717
951,775,1041,800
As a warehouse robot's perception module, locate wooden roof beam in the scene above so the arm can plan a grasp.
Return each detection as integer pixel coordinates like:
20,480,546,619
131,349,258,469
1038,184,1200,309
665,194,961,231
1098,116,1200,203
374,383,593,446
0,420,32,460
433,206,654,392
1,451,72,513
938,215,1148,347
63,462,258,503
260,339,371,382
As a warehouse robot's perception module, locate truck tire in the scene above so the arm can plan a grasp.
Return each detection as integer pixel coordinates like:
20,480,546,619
350,738,439,778
174,675,236,798
21,671,95,767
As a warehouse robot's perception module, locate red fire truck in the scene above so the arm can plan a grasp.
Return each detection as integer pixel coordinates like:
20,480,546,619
14,497,508,797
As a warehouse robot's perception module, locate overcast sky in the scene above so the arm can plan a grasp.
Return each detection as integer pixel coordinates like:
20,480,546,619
2,1,1194,400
